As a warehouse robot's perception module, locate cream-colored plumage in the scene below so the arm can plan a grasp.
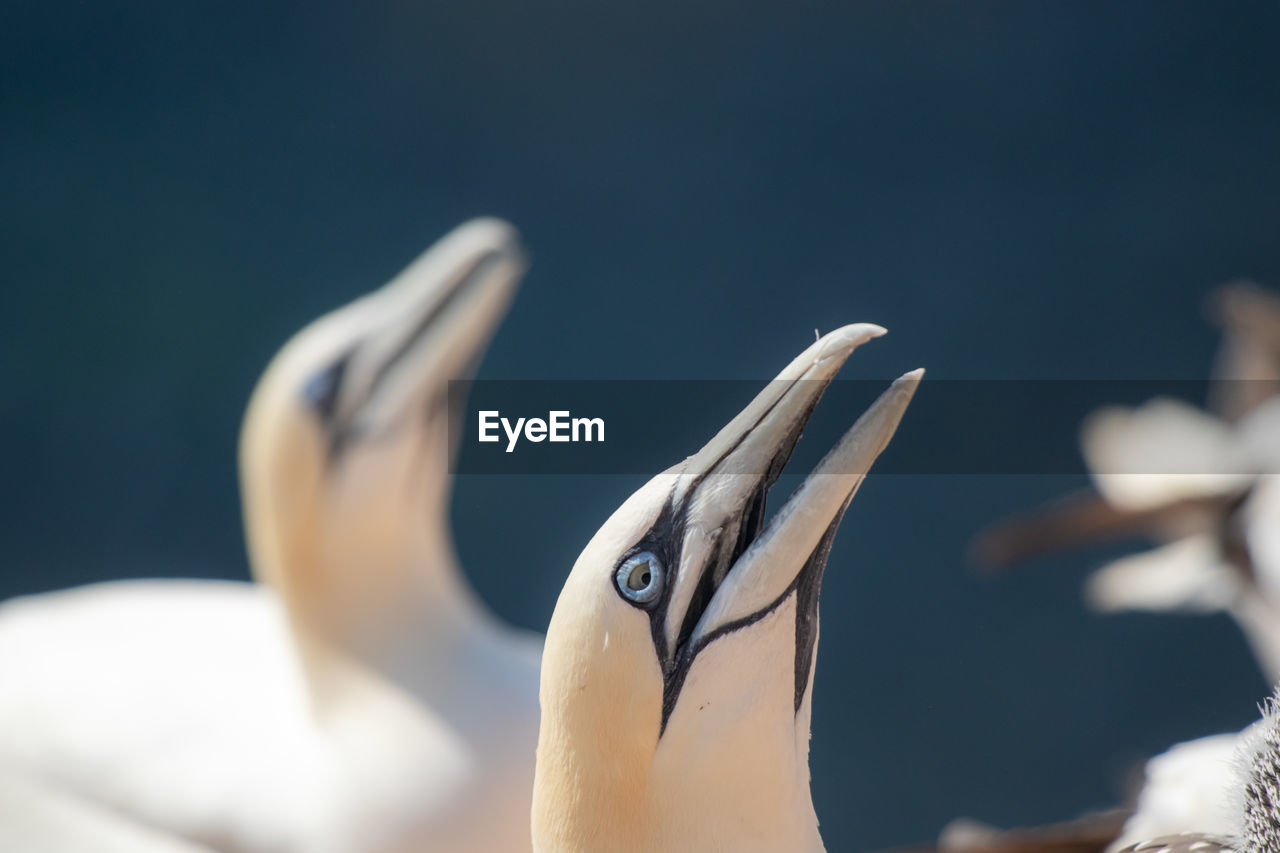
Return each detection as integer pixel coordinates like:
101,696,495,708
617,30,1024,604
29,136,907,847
0,768,224,845
0,219,541,852
0,769,217,852
532,325,921,853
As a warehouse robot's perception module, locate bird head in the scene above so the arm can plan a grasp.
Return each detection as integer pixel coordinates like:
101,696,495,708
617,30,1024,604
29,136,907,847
533,324,921,852
238,218,525,663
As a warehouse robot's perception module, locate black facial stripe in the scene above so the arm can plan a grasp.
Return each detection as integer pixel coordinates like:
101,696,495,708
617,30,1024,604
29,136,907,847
670,522,737,671
628,371,842,736
792,502,849,713
658,507,847,732
609,487,688,666
610,478,736,726
314,250,502,462
301,347,358,462
304,349,354,423
660,574,796,734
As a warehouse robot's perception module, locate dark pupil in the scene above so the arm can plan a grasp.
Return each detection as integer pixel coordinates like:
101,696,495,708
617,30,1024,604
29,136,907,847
629,562,652,590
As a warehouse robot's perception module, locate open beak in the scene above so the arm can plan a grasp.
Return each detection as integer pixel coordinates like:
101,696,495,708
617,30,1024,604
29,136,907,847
690,365,921,643
657,324,921,727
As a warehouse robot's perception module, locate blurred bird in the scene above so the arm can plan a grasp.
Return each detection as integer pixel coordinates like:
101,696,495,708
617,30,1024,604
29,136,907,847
531,325,921,852
0,219,542,853
971,281,1280,682
921,716,1272,853
0,769,217,852
932,283,1280,853
926,809,1131,853
1109,685,1280,853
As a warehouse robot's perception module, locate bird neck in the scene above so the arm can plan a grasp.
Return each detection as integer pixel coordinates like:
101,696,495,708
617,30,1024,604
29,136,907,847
255,505,492,708
533,707,823,852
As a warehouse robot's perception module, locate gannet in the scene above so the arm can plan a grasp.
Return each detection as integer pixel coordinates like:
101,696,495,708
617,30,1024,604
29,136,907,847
0,218,542,852
929,287,1280,853
531,325,921,853
930,398,1280,852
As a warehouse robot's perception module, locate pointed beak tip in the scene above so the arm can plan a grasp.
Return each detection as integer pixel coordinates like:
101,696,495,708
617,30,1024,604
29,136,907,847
814,323,888,365
453,217,527,266
460,215,519,241
862,322,890,338
879,368,924,410
895,367,925,393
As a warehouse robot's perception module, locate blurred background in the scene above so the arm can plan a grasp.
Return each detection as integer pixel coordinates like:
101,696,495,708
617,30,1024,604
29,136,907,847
5,1,1280,848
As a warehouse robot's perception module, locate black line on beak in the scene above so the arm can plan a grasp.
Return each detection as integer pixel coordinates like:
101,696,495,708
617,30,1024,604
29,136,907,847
657,513,843,733
654,485,844,732
361,249,503,410
649,374,842,735
792,503,848,713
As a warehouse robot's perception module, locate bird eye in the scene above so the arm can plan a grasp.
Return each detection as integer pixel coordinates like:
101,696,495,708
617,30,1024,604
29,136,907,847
615,552,664,605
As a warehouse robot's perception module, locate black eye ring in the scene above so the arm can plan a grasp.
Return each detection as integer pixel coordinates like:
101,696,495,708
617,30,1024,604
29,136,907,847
615,551,664,605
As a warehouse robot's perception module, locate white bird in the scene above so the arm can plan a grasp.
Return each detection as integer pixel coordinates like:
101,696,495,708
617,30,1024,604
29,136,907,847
0,218,542,853
1107,732,1242,850
1110,685,1280,853
958,397,1280,851
0,769,217,853
943,284,1280,853
531,325,921,852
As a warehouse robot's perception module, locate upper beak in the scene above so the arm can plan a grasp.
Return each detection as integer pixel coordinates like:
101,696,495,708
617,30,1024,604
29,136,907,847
345,218,526,430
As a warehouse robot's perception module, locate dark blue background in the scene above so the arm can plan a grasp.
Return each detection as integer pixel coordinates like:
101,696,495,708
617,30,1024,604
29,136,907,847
5,2,1280,847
